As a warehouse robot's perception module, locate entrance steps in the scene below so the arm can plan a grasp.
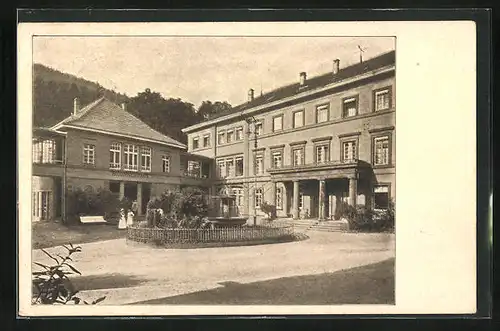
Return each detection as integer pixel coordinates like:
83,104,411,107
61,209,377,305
281,218,349,233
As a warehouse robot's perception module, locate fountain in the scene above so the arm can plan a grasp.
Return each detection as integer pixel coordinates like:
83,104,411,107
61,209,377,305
207,187,248,227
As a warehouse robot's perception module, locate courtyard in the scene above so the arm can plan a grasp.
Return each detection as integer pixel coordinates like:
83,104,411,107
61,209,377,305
32,231,395,305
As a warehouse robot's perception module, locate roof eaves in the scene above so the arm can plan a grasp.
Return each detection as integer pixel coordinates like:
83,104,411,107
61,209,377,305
182,63,395,133
61,124,187,150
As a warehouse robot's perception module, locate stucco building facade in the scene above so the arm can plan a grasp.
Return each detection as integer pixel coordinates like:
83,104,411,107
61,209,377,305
182,50,396,222
32,98,211,221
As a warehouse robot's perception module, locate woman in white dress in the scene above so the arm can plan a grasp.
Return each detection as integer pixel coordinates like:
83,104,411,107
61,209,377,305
118,208,127,229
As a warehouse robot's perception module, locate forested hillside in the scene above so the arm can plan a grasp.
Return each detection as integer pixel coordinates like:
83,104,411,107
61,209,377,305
32,63,233,143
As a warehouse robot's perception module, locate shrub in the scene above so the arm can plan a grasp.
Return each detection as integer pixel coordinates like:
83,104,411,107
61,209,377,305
178,187,209,218
32,243,106,305
339,200,395,232
65,188,119,222
144,188,209,229
260,201,277,220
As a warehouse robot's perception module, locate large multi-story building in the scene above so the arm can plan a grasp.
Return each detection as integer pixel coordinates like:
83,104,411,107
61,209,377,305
182,50,396,222
32,97,212,221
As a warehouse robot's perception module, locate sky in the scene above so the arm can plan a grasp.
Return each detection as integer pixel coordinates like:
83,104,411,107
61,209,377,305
33,36,395,108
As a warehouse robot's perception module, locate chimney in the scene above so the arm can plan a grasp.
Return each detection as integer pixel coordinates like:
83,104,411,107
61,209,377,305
121,102,127,111
333,59,340,74
299,72,307,86
248,88,254,102
73,97,80,115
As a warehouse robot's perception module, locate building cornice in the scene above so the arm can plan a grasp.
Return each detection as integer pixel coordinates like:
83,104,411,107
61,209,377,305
368,125,395,133
182,65,395,133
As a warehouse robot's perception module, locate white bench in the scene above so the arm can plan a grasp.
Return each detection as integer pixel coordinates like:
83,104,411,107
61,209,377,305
79,215,107,224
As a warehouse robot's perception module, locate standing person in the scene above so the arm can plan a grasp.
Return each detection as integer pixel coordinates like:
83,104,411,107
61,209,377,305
131,199,138,215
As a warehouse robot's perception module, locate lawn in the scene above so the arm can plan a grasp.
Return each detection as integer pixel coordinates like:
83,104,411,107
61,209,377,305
32,221,126,249
131,258,395,305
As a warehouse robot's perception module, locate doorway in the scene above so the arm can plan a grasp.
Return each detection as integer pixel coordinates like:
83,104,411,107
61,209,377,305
141,183,151,215
124,182,138,201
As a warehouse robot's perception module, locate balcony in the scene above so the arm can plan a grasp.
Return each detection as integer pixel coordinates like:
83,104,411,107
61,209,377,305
183,169,210,179
266,159,366,180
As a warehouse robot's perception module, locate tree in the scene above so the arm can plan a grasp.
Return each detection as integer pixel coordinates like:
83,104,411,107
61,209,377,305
197,100,232,120
128,88,201,143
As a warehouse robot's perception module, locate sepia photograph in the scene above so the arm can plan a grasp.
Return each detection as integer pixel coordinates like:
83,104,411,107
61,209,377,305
30,35,396,306
18,20,477,316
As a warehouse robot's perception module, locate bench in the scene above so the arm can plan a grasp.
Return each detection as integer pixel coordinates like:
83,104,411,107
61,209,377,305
79,215,107,224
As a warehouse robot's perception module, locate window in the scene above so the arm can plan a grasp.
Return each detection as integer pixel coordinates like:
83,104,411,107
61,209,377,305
217,160,226,178
162,156,171,173
272,115,283,132
187,160,201,177
226,159,235,177
201,162,210,178
192,137,199,149
235,157,244,176
315,144,329,164
83,144,95,165
292,147,304,166
254,121,263,136
141,147,152,172
299,192,304,209
42,140,56,163
373,185,390,210
342,140,357,161
342,97,358,117
109,142,121,170
218,132,226,145
32,141,42,163
293,110,304,128
235,127,244,140
254,154,264,175
255,188,263,208
276,186,283,209
226,130,234,143
124,144,138,171
316,104,329,123
374,136,390,165
33,139,56,163
375,88,391,111
202,134,210,148
272,151,282,168
234,188,244,207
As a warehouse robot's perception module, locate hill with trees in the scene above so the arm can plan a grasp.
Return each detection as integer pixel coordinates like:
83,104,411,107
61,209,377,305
32,63,233,143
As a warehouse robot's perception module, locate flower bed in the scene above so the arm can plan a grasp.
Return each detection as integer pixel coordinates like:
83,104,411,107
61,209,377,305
126,223,295,248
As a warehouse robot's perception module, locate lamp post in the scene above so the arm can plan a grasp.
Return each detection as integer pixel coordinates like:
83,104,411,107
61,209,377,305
245,116,258,226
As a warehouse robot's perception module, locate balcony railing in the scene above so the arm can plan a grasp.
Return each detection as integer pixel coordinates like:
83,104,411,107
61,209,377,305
183,169,210,179
267,159,359,173
32,158,65,165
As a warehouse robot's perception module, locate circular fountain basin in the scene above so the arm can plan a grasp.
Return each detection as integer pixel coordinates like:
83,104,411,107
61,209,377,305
207,217,248,227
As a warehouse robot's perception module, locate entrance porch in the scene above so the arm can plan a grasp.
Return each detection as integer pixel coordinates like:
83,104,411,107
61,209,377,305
109,181,152,216
267,160,372,221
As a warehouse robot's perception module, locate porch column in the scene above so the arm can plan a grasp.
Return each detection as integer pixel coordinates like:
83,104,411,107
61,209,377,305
282,183,288,216
137,183,143,216
292,180,300,220
270,181,276,206
270,181,277,219
119,182,125,200
243,183,249,216
348,175,358,207
318,179,326,220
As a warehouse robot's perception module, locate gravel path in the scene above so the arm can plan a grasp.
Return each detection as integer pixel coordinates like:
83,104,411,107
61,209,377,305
32,231,395,305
